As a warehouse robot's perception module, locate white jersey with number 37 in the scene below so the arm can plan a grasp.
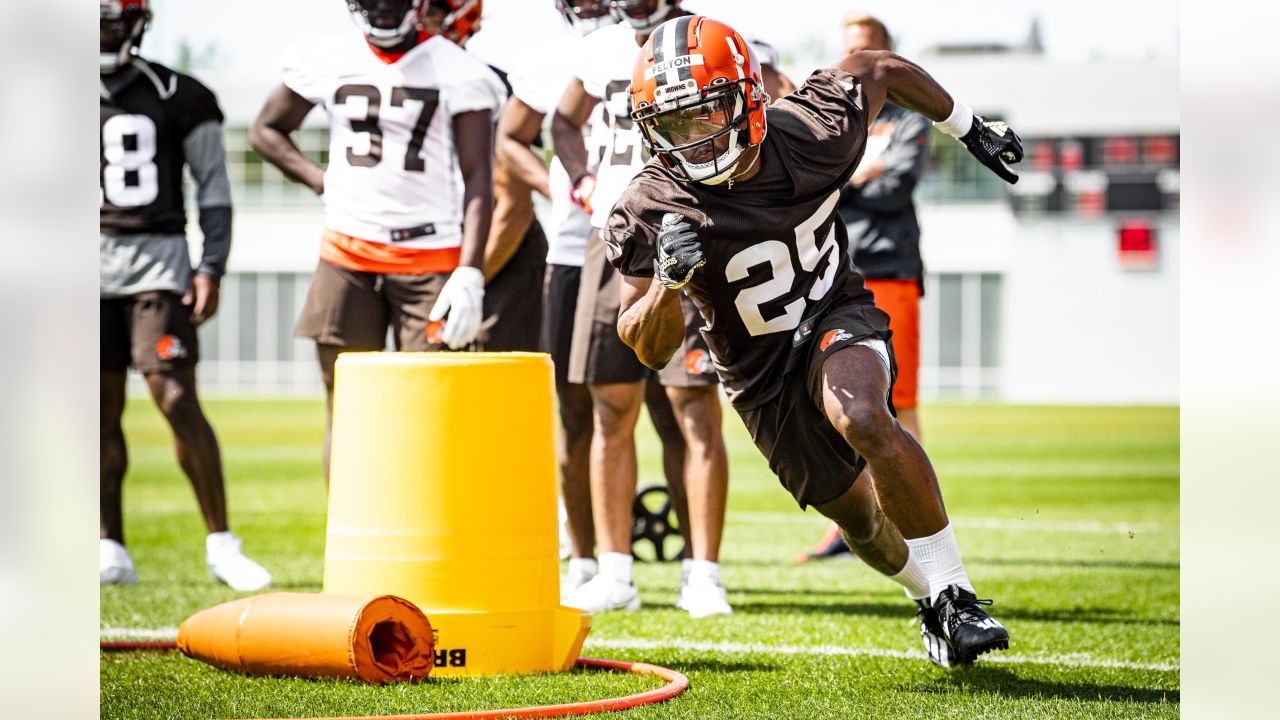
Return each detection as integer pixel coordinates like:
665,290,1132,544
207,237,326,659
282,33,506,247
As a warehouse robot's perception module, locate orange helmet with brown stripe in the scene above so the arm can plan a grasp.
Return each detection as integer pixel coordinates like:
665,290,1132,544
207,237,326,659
629,16,766,185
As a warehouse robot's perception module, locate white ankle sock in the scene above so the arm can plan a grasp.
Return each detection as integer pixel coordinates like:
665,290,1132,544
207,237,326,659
687,559,720,586
568,557,597,577
598,552,633,583
904,523,974,601
889,555,931,600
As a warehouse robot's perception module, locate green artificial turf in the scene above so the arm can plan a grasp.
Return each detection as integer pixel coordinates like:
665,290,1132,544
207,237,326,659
101,399,1178,719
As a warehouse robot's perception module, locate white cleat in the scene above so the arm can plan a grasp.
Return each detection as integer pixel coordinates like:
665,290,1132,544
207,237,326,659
678,575,733,619
206,532,272,592
564,574,641,612
100,538,137,586
560,564,598,603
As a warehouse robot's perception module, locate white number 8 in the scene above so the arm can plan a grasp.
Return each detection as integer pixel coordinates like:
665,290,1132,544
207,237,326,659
102,114,159,207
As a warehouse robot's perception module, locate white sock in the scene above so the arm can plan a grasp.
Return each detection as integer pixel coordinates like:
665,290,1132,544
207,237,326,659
687,559,720,586
889,555,931,600
568,557,597,577
205,531,237,558
904,523,974,602
598,552,633,583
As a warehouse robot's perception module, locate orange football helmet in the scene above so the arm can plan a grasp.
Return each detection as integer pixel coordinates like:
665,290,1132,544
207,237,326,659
630,16,766,184
436,0,483,46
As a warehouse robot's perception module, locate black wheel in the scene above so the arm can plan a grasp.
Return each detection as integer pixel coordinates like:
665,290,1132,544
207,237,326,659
631,484,684,562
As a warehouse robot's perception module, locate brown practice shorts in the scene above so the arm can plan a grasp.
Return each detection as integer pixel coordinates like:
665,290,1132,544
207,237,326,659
296,259,448,351
542,262,581,385
476,220,547,352
865,278,920,410
568,228,717,388
101,291,200,374
738,299,896,509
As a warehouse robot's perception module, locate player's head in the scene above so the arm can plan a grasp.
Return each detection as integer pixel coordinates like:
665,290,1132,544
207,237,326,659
346,0,428,48
555,0,615,36
610,0,681,34
100,0,150,74
421,0,483,46
842,13,892,55
630,16,766,185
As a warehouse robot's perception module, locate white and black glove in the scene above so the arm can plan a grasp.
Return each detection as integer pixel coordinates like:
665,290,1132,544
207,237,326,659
654,212,705,290
428,266,484,349
935,101,1024,184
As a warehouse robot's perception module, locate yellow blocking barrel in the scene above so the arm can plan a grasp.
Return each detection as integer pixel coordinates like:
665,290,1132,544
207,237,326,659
322,352,590,677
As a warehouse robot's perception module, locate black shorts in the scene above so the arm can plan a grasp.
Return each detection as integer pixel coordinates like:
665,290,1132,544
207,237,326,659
542,262,581,386
295,259,447,351
101,291,200,374
568,228,717,387
738,300,896,509
476,220,547,352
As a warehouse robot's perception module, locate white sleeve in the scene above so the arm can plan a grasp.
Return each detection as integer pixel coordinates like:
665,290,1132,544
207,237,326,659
281,39,330,105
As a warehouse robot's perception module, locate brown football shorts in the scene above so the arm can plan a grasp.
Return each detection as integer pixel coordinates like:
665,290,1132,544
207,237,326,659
100,291,200,374
295,259,448,351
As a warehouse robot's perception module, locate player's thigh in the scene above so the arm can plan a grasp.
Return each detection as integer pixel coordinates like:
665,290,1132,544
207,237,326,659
126,291,199,375
383,271,448,351
738,380,866,510
476,221,546,352
816,339,896,444
588,381,646,437
101,297,131,373
297,259,389,350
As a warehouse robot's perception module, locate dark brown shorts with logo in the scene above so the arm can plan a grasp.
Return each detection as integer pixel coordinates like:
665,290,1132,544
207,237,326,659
738,299,896,510
101,291,200,374
296,259,448,351
568,228,717,388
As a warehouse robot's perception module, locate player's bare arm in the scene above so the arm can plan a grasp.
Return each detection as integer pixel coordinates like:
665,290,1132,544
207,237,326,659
249,84,324,195
837,50,1024,183
550,78,601,208
496,96,551,199
453,109,496,271
617,274,684,370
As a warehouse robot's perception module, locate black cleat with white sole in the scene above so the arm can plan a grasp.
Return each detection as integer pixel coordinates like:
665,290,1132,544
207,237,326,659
934,585,1009,664
914,598,954,667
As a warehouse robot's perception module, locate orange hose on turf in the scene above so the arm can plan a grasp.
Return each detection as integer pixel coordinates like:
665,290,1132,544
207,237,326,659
100,642,688,719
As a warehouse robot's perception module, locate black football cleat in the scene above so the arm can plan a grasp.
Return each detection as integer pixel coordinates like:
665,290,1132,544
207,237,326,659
934,585,1009,664
914,598,955,667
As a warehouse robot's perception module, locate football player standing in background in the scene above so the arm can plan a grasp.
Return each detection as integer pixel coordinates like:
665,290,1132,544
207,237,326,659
552,0,732,618
100,0,272,590
612,16,1021,665
803,14,934,563
250,0,505,482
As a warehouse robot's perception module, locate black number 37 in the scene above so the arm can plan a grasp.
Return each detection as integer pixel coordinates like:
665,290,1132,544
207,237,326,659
334,83,440,171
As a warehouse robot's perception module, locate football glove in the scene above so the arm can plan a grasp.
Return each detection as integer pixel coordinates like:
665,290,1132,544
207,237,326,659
960,115,1024,184
428,266,485,350
570,174,596,214
654,213,705,290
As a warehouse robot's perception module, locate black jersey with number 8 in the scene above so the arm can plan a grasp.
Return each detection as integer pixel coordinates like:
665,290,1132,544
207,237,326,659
100,61,223,235
605,69,891,410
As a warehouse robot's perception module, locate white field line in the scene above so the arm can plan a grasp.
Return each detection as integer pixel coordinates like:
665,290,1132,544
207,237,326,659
100,627,1177,673
728,512,1170,535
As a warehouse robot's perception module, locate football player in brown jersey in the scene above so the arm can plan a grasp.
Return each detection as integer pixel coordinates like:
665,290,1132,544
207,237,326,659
608,16,1023,665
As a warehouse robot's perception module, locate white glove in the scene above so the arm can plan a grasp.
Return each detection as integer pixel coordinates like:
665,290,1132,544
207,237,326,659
428,266,485,350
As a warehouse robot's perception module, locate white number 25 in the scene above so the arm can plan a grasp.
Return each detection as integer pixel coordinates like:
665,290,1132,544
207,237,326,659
725,191,841,336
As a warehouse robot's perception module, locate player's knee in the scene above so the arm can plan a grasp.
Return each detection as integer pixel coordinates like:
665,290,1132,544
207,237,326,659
155,381,202,424
835,397,895,455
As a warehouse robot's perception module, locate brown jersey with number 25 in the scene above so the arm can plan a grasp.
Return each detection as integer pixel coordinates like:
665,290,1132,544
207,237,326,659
605,68,890,410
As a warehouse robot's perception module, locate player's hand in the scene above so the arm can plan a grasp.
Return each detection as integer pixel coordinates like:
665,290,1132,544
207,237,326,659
570,174,596,214
428,266,485,350
961,116,1024,184
654,213,705,290
183,274,220,327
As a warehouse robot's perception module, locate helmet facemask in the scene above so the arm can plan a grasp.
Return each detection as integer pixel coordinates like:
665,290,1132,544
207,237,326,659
556,0,615,36
634,78,760,185
347,0,425,48
610,0,676,34
100,1,149,74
